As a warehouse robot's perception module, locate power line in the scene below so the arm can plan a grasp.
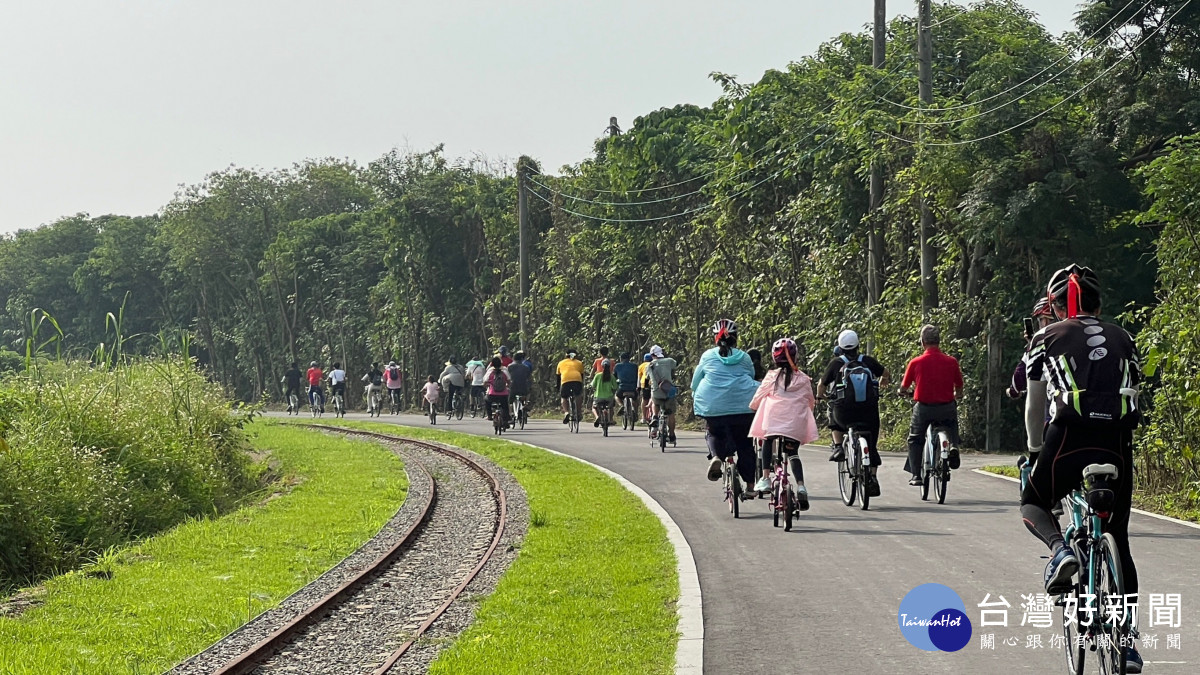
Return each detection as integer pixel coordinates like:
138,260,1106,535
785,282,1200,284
882,0,1192,148
875,0,1147,114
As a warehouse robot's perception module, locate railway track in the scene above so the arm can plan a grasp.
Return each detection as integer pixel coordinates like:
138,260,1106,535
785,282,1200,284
180,427,512,675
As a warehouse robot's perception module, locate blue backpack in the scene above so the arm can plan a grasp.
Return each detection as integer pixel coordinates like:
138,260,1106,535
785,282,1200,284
838,355,878,404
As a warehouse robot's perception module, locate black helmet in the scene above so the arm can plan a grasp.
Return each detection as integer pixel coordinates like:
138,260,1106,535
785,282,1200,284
1047,264,1101,316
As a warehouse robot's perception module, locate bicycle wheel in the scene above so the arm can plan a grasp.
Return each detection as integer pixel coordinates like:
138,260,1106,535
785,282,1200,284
731,468,741,519
853,434,870,511
659,420,667,452
783,485,793,531
837,458,854,506
773,481,781,528
456,395,465,420
935,462,949,504
602,411,609,437
1062,581,1087,675
1097,533,1127,675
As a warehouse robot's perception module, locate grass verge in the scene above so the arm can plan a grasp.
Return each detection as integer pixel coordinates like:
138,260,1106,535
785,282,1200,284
980,464,1200,523
307,420,678,675
0,422,406,674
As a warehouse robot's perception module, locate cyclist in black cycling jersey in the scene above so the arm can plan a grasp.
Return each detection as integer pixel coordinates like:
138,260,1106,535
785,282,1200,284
1022,264,1143,672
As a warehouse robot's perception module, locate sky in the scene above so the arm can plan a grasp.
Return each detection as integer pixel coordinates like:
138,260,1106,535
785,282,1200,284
0,1,1081,233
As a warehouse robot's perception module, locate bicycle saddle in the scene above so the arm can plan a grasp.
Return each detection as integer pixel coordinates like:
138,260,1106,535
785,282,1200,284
1082,463,1119,481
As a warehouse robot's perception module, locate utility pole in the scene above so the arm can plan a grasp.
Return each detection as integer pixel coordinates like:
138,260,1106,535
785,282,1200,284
518,164,530,351
917,0,939,316
867,0,886,306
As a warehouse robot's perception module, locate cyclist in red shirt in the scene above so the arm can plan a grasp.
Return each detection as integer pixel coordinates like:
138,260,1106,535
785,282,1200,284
898,325,963,485
305,361,326,412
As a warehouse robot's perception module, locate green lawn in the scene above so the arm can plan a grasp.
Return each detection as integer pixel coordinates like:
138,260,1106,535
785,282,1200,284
981,464,1020,478
0,422,407,674
311,421,679,675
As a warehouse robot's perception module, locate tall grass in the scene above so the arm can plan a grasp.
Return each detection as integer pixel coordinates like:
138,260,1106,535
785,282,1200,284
0,353,257,591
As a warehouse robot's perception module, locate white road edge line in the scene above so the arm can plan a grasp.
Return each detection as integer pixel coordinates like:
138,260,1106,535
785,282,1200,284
509,440,703,675
971,468,1200,531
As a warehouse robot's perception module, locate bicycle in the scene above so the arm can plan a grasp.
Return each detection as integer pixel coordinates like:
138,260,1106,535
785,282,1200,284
287,391,300,416
388,389,402,415
330,389,345,418
470,387,485,418
918,422,955,504
511,394,528,430
833,427,872,510
596,400,612,437
567,394,581,434
366,386,383,417
308,388,325,418
1057,463,1130,675
767,436,805,531
722,455,747,518
491,399,507,435
427,398,438,425
620,393,637,431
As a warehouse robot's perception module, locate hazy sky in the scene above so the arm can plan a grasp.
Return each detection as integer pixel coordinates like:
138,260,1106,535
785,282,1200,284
0,1,1081,233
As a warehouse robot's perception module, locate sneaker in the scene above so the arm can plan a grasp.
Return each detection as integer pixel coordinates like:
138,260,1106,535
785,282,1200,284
1044,545,1079,595
866,477,881,498
1125,646,1143,674
706,458,723,482
563,413,570,424
909,476,922,486
754,477,771,493
668,432,677,444
829,445,845,462
947,448,961,470
795,485,810,511
593,420,600,428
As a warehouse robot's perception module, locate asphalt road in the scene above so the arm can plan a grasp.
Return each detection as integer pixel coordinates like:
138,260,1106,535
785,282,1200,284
309,411,1199,673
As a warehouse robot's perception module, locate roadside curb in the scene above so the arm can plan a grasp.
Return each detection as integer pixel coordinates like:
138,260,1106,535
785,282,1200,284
509,439,704,675
971,468,1200,531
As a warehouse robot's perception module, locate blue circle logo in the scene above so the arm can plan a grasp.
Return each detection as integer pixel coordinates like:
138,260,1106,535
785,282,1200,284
898,583,972,652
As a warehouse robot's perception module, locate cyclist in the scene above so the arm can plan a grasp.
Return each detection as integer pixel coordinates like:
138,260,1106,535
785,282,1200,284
647,345,679,443
614,352,640,419
590,359,619,427
282,362,303,412
638,353,653,424
327,362,347,408
817,329,888,497
483,356,511,427
306,361,325,412
508,351,533,420
749,338,819,507
439,357,467,414
1021,264,1142,671
421,375,441,422
592,346,610,375
898,325,963,486
747,348,768,381
498,345,514,368
555,349,586,423
383,360,404,411
693,319,759,488
1007,298,1056,400
465,354,488,413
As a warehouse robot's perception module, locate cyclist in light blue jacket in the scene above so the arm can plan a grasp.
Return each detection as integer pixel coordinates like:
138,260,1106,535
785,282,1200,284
693,319,760,490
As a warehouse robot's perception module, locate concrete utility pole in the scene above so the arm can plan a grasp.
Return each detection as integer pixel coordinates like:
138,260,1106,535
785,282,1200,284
518,165,529,351
867,0,887,306
917,0,939,316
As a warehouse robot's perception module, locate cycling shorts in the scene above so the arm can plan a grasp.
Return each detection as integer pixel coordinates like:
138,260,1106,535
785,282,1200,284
652,396,677,415
618,390,638,400
560,381,583,399
471,384,486,398
331,383,345,397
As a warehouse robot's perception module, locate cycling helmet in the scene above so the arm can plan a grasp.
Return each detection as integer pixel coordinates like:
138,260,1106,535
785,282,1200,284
772,338,799,369
1032,297,1053,318
837,330,859,351
310,361,318,367
712,319,738,344
499,345,509,355
643,353,653,362
1047,264,1101,318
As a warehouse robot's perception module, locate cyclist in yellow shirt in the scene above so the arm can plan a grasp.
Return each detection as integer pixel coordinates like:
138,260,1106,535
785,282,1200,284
637,353,653,424
555,349,586,424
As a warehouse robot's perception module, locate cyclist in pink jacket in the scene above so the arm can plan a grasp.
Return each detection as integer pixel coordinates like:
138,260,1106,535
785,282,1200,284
750,338,819,509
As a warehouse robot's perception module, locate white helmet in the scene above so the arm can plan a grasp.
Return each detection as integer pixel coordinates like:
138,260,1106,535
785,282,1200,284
837,329,860,350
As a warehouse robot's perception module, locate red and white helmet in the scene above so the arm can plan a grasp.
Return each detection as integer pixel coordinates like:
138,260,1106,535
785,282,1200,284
772,337,798,369
712,318,738,345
